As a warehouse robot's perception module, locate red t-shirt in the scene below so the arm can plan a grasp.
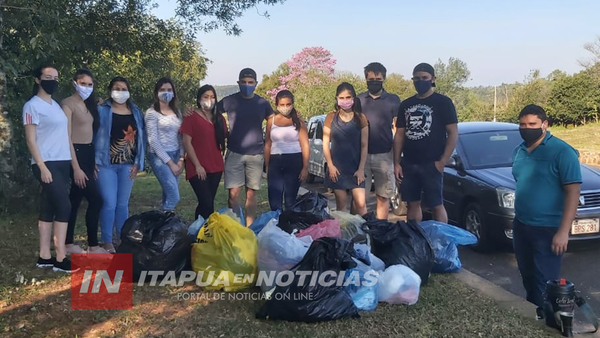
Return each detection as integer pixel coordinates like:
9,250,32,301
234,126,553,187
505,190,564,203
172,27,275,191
180,113,227,180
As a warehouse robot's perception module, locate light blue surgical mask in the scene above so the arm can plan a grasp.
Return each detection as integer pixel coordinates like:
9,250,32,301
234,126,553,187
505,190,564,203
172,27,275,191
239,84,256,97
158,91,174,103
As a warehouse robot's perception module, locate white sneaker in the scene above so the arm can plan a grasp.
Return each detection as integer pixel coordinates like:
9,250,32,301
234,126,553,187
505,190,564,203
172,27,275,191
66,244,86,254
88,246,110,254
101,243,116,254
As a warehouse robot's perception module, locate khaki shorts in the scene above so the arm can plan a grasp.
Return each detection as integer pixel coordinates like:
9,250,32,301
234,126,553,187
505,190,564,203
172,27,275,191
224,150,264,190
365,151,395,199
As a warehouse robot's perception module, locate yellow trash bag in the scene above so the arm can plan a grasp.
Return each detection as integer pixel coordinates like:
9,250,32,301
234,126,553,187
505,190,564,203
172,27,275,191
191,212,258,292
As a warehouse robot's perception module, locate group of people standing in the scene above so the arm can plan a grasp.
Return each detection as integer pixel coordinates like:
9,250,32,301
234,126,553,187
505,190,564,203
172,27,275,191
23,62,460,273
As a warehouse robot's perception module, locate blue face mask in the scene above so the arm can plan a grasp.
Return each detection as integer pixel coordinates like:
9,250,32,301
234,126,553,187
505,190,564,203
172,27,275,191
239,84,256,96
414,80,433,95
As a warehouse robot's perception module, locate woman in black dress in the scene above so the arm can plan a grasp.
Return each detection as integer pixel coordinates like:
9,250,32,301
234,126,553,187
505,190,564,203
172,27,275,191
322,82,369,215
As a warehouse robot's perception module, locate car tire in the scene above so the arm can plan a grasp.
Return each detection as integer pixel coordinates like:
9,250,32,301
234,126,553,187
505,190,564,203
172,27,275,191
463,202,494,252
306,173,315,183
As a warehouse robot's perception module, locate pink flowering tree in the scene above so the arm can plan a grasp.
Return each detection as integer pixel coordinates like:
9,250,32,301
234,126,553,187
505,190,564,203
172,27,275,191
265,47,337,101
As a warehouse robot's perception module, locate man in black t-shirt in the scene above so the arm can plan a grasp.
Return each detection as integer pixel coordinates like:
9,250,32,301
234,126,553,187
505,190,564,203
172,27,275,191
393,63,458,223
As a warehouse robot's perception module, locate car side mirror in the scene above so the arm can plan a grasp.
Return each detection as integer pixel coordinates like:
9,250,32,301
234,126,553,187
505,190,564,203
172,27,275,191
446,156,457,168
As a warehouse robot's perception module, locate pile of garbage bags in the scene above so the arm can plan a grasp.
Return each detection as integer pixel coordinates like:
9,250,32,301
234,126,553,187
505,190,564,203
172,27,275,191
121,190,476,324
118,211,194,282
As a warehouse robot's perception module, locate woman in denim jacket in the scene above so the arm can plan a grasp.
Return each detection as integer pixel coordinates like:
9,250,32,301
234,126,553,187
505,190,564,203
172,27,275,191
94,76,145,253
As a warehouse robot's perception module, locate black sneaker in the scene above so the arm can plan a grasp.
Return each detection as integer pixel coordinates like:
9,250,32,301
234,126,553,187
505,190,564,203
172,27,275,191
53,258,80,273
536,307,545,320
36,257,55,269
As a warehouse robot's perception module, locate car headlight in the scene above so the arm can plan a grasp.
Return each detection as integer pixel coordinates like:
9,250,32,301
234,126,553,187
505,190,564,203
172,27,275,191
496,188,515,209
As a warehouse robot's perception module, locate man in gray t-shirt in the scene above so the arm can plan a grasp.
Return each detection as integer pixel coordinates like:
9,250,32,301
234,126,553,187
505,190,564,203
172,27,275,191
219,68,273,225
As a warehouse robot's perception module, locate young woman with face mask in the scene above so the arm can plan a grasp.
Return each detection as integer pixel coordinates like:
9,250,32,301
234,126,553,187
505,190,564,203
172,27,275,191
264,90,309,211
24,65,77,272
144,78,184,212
60,69,107,254
94,76,145,253
322,82,369,215
180,85,228,219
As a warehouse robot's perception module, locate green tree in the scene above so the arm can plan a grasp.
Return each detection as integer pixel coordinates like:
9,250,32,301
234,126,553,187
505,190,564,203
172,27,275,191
502,70,552,123
434,57,471,98
547,70,600,126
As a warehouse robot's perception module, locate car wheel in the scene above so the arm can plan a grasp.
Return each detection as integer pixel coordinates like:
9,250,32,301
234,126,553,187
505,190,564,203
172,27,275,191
463,202,493,252
306,173,315,183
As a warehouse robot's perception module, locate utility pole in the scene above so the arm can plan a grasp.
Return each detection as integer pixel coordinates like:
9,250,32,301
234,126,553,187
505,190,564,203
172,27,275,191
493,85,497,122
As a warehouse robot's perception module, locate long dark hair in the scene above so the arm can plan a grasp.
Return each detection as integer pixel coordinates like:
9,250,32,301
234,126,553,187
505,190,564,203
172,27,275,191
74,69,100,131
107,76,132,105
197,85,226,153
334,82,363,127
275,90,301,131
153,77,180,118
31,65,57,98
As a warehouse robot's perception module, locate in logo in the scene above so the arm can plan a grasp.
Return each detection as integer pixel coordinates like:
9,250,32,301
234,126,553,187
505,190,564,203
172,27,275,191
71,253,133,310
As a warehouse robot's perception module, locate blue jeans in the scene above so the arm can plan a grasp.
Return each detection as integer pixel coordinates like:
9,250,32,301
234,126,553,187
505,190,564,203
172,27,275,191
97,163,135,244
512,219,563,308
148,151,181,211
268,153,302,211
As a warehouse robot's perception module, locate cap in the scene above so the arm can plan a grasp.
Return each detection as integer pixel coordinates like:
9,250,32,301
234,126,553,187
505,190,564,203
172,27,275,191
413,63,436,87
413,63,435,76
239,68,257,81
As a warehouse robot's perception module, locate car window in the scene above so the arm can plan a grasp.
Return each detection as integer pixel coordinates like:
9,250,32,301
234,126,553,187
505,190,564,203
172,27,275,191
316,122,323,140
460,130,522,169
308,122,316,139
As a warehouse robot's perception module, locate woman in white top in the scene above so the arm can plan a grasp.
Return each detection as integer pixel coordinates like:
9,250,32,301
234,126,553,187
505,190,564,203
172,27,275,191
23,65,77,273
264,90,309,211
145,77,184,211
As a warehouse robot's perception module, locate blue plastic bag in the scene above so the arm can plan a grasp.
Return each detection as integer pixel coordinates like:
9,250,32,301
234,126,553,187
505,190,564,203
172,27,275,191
353,243,385,273
217,206,246,227
250,210,282,235
344,269,379,311
187,215,206,238
420,220,478,273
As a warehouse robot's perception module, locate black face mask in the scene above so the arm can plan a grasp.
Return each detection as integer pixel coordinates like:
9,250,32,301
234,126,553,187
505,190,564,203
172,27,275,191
40,80,59,95
519,128,544,145
367,80,383,95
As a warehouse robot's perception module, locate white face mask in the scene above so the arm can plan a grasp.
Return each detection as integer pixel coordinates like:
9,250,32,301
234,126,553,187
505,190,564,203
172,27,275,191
111,90,130,104
200,99,215,111
74,82,93,100
158,91,174,103
277,106,293,116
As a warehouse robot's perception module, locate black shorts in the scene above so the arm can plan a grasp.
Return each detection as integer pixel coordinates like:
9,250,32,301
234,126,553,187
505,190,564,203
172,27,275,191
32,161,72,222
400,160,443,207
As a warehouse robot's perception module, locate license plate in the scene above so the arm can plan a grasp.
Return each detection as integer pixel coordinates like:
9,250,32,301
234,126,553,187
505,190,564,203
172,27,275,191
571,219,600,235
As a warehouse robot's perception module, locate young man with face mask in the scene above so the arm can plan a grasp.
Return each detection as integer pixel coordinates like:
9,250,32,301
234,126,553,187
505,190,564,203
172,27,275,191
218,68,274,225
512,104,581,319
393,63,458,223
357,62,401,220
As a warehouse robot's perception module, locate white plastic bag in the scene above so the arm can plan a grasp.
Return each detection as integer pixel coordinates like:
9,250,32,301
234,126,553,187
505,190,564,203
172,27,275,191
257,218,313,292
378,264,421,305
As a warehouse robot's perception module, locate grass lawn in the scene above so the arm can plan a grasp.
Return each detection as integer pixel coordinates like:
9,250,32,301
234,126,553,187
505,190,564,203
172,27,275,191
550,122,600,152
0,175,557,337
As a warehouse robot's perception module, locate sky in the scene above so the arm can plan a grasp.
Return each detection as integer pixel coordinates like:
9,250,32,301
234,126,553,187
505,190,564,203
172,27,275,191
152,0,600,87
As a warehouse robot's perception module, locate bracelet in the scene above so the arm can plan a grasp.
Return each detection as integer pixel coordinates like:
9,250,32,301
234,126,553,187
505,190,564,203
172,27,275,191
179,157,184,161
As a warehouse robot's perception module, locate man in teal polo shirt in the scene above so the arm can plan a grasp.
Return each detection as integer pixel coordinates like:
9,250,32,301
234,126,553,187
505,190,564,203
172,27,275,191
512,104,581,319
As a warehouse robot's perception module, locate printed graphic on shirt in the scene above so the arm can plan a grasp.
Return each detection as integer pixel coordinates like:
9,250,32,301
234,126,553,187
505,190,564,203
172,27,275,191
110,125,137,164
404,104,433,141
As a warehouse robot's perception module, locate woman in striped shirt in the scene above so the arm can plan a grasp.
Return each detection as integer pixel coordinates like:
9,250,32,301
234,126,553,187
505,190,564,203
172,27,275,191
145,77,184,211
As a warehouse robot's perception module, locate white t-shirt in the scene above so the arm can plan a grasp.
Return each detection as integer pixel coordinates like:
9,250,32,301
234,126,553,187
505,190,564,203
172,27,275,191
22,96,72,164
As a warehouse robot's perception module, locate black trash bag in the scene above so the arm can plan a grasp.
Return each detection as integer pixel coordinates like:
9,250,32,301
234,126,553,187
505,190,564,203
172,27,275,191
362,219,434,285
277,210,324,234
361,211,377,222
117,210,194,282
256,237,361,323
291,192,331,220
